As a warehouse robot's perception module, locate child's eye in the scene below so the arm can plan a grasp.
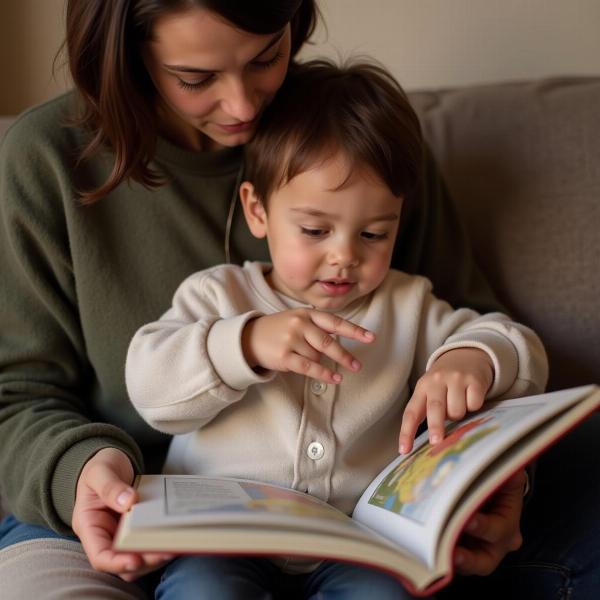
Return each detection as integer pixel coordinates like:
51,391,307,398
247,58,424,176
301,227,327,238
361,231,388,241
177,76,214,91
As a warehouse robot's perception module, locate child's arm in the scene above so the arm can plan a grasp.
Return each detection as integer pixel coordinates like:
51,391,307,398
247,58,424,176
125,269,267,434
398,347,493,453
126,270,375,435
241,308,375,384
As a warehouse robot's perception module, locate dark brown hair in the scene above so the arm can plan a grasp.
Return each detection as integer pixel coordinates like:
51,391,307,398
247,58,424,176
65,0,319,203
244,59,423,205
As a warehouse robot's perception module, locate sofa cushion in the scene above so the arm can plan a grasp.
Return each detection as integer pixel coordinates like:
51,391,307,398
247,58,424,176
409,78,600,391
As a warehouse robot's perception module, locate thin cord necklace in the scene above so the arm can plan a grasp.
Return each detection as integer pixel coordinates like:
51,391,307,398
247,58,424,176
224,161,245,264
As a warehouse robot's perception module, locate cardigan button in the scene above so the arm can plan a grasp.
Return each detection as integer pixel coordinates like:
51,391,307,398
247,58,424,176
307,442,325,460
310,380,327,395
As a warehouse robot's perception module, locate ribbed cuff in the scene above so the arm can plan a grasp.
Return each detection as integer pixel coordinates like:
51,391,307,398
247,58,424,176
426,330,519,398
206,311,275,391
51,434,144,529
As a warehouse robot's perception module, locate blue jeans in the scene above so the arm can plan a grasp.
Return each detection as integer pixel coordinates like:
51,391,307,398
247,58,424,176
156,555,419,599
0,514,78,550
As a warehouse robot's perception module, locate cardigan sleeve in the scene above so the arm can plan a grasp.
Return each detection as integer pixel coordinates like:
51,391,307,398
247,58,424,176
412,291,549,399
126,269,275,434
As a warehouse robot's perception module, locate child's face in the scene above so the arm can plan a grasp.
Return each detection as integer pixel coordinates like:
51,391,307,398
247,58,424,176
241,153,402,311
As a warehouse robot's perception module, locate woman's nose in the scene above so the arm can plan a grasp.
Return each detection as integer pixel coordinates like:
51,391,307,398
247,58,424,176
220,76,257,122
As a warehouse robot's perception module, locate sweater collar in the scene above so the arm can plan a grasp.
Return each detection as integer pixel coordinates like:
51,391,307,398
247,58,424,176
155,136,243,175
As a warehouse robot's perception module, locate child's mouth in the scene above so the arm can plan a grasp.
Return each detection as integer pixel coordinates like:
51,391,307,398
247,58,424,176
318,280,355,296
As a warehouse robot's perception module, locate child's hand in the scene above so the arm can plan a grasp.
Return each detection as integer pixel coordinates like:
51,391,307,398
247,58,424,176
398,348,494,453
241,308,375,383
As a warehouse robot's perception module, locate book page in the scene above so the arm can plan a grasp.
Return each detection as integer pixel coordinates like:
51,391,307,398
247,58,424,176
353,385,595,568
129,475,383,546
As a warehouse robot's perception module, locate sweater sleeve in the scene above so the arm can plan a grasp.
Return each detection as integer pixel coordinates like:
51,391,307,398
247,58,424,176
412,292,549,399
125,269,274,435
393,146,505,314
0,116,143,534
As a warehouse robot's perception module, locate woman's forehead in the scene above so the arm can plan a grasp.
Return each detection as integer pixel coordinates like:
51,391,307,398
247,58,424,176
148,7,286,68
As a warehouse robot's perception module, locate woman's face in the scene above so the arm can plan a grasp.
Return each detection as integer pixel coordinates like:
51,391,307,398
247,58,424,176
143,7,292,151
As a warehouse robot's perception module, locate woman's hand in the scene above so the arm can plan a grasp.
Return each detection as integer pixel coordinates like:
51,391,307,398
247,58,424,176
72,448,173,581
454,470,526,575
399,347,494,453
242,309,375,384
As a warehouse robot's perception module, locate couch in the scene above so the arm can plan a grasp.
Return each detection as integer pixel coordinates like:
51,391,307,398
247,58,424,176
1,76,599,524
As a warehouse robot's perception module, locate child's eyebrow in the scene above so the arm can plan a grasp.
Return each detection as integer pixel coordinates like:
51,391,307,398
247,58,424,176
291,208,400,221
163,30,286,74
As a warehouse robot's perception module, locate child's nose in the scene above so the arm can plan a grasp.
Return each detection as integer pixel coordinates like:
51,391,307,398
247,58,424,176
328,242,359,267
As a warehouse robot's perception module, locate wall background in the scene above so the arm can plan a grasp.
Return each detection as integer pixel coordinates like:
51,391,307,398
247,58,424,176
1,0,600,115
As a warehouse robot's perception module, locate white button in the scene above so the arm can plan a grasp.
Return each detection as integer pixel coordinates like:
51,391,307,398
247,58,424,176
307,442,324,460
310,380,327,395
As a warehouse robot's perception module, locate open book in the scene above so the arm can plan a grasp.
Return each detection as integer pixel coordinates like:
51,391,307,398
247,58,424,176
114,385,600,596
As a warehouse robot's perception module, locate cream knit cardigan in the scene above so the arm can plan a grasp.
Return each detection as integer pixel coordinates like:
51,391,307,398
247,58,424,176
126,261,548,515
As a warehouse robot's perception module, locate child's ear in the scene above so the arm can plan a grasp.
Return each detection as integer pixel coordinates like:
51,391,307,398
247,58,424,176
240,181,268,239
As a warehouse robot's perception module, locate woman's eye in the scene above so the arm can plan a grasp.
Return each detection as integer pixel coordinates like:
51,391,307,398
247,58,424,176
176,76,214,91
301,227,326,238
251,51,284,71
361,231,388,241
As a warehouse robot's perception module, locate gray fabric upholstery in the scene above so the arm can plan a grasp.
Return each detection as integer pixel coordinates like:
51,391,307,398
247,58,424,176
409,78,600,391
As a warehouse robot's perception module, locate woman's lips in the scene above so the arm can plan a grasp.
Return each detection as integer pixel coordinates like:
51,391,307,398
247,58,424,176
217,120,256,133
318,281,355,296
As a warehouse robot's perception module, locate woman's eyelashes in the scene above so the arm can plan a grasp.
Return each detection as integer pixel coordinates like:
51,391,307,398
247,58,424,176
176,51,284,92
251,50,284,71
177,76,213,91
361,231,388,241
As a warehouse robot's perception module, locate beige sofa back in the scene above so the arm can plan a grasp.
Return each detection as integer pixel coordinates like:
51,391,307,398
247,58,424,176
409,78,600,391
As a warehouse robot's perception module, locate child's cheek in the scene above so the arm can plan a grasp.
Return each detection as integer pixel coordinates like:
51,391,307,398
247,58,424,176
278,251,315,286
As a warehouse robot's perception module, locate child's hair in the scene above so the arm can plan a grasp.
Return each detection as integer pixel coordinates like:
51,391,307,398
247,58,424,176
244,58,423,204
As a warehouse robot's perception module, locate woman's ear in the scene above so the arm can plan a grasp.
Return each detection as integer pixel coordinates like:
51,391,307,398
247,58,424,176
240,181,268,239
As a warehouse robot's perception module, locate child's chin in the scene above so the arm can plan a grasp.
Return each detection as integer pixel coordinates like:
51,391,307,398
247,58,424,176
312,297,352,311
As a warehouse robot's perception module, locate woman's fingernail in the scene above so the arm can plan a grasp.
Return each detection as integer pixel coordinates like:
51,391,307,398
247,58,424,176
117,489,134,506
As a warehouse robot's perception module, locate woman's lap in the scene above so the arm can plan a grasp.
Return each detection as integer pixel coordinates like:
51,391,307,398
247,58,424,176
0,514,77,550
0,515,148,600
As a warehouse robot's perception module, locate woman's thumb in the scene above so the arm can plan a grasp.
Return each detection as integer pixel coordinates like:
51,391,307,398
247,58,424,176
83,451,138,512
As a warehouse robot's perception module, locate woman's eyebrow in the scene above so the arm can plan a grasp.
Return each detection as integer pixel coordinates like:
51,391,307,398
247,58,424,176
163,30,286,74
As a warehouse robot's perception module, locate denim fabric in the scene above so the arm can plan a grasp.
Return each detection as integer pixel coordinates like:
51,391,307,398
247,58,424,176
155,555,422,600
0,514,77,550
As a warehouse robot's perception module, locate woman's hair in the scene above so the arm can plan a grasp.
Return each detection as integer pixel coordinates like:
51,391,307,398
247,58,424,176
65,0,319,203
244,59,423,205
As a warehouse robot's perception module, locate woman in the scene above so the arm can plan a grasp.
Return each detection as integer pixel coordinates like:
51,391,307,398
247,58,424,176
0,1,531,597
